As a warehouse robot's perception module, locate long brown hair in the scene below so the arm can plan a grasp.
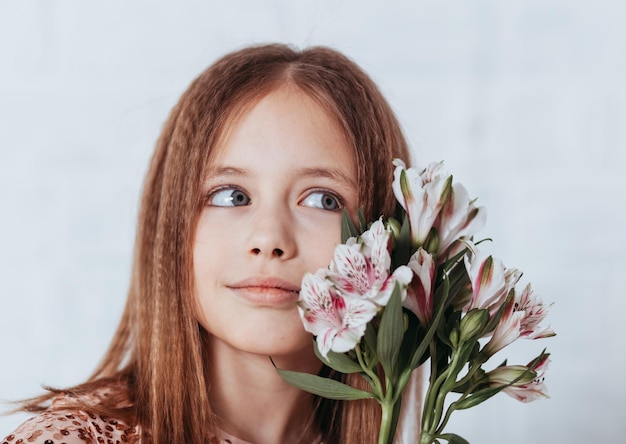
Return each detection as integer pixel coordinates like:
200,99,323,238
22,44,412,443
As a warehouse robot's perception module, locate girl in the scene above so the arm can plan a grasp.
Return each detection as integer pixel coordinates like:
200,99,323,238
4,43,414,444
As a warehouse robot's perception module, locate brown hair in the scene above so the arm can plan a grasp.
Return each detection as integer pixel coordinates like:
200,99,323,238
21,43,411,443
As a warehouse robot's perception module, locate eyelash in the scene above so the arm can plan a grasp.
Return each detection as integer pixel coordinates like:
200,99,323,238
302,188,345,211
203,186,346,210
204,185,250,207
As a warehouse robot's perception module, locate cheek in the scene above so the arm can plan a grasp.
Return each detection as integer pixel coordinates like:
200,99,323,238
300,216,342,270
191,216,225,319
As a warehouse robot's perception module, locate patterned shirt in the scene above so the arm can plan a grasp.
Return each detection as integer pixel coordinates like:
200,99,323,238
2,385,256,444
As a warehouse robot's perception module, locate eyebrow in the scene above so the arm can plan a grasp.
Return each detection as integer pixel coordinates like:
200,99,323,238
296,167,357,188
204,166,357,189
204,166,248,179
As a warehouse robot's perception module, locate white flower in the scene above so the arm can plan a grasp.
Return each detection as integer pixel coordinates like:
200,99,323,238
328,219,412,307
298,271,379,358
463,246,520,314
435,182,486,257
392,159,449,248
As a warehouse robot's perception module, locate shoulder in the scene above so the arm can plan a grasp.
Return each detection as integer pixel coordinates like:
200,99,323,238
3,409,139,444
2,381,141,444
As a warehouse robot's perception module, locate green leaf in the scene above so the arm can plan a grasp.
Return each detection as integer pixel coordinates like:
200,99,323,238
423,227,440,254
388,396,404,442
363,322,379,366
391,213,413,269
274,367,375,400
483,291,514,334
439,433,470,444
341,208,359,243
357,207,368,232
437,306,460,348
397,309,425,371
409,273,451,370
452,386,504,410
313,341,363,374
377,283,404,379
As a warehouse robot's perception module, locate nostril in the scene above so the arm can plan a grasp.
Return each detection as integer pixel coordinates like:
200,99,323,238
250,247,284,257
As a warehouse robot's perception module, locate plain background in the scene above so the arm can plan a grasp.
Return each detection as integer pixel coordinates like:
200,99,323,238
1,1,625,442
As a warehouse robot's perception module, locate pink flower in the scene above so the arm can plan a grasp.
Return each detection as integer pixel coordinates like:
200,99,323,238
298,271,379,358
328,220,412,307
482,296,525,355
392,159,450,248
488,354,550,403
403,248,436,325
463,246,520,314
392,159,486,257
483,284,556,356
515,284,556,340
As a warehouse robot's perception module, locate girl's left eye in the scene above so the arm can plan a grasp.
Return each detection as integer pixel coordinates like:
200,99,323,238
301,191,343,211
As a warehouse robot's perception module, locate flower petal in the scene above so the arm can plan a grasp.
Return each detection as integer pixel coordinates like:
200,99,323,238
404,248,436,325
464,248,510,313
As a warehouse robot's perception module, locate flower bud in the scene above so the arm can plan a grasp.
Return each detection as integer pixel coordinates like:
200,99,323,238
423,228,440,254
459,309,489,343
487,365,535,386
386,218,401,240
449,329,460,348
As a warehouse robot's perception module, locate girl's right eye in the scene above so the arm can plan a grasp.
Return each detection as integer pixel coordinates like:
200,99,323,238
207,188,251,207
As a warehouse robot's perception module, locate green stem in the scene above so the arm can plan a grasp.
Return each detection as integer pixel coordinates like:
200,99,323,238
435,350,460,429
421,354,450,432
378,398,395,444
426,345,465,438
435,379,481,435
436,404,456,437
421,343,437,432
419,431,435,444
453,353,487,389
429,340,438,386
356,346,384,399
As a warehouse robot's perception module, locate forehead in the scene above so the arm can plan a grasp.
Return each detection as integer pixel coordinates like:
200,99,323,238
209,86,355,171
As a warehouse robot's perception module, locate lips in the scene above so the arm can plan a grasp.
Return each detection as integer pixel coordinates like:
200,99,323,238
228,277,301,306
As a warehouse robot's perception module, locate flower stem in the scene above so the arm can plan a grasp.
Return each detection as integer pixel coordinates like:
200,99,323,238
378,398,395,444
453,353,487,389
419,431,435,444
421,358,449,433
356,346,384,399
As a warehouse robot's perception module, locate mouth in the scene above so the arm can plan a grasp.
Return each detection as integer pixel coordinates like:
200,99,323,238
228,277,301,306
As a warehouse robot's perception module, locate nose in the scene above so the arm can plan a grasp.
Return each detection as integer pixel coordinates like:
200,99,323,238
247,205,297,260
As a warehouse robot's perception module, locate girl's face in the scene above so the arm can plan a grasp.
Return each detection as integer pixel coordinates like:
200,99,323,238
193,86,358,362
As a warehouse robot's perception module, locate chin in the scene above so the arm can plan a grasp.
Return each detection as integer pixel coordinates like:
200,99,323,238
244,334,313,358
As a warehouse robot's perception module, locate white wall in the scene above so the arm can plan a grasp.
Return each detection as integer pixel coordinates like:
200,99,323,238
1,1,624,442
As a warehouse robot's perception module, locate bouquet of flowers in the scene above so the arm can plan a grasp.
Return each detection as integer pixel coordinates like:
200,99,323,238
275,159,555,444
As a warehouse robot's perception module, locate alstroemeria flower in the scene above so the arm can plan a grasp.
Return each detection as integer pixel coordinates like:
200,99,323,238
298,271,379,358
483,284,555,356
482,295,525,356
487,353,550,403
515,284,555,340
463,246,520,314
435,182,486,257
403,248,436,325
328,220,412,307
392,159,450,248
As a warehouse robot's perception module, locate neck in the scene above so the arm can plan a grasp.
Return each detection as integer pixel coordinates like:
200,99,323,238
206,336,323,444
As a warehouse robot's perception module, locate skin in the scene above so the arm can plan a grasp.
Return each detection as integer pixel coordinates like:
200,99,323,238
193,86,358,443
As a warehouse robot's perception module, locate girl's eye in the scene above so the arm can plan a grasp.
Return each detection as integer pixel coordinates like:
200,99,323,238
208,188,251,207
301,191,343,211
